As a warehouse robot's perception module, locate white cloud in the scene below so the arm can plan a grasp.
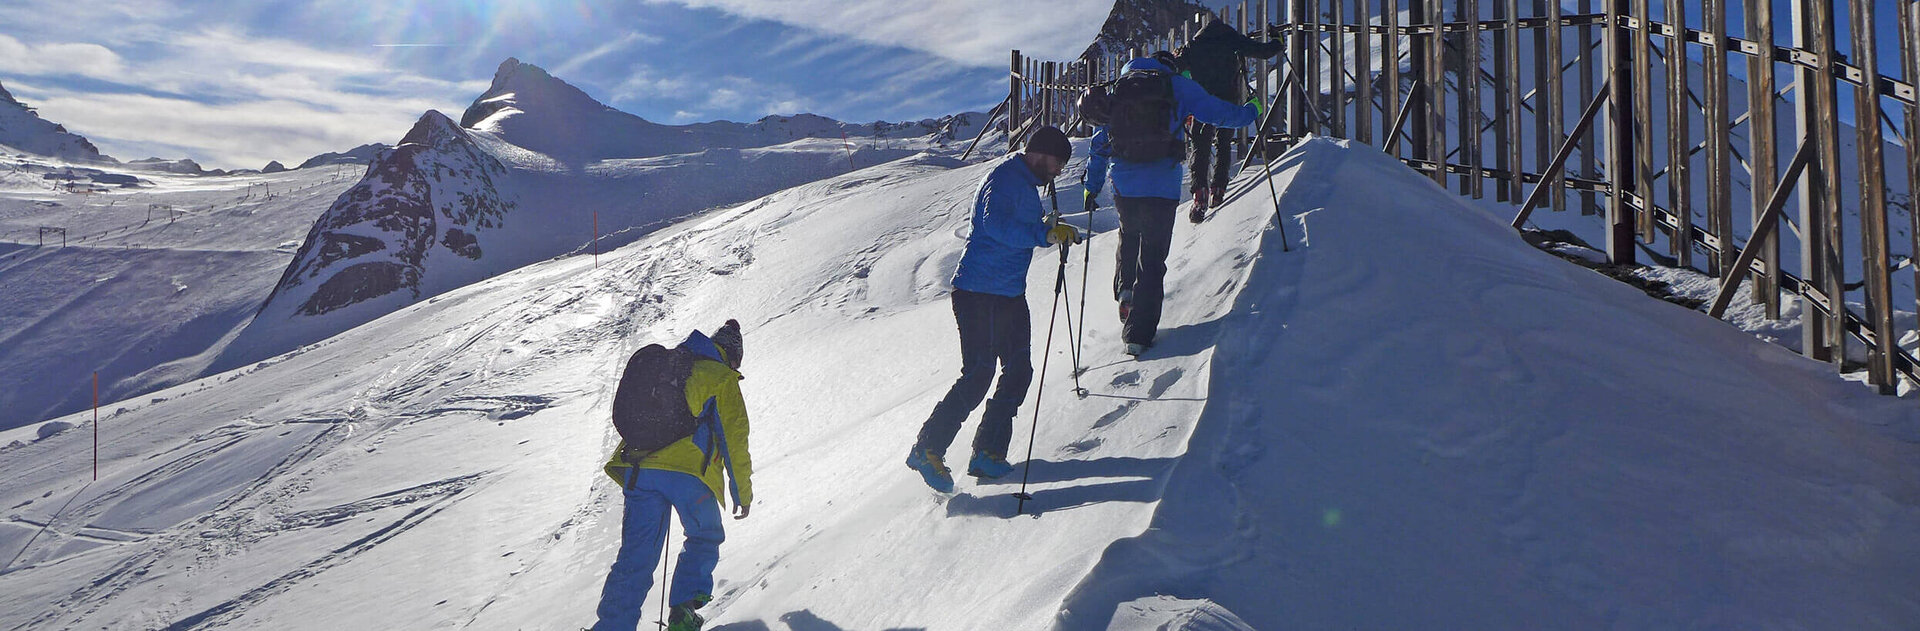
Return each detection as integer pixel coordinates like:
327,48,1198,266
553,31,663,78
0,34,127,81
642,0,1111,65
0,26,480,169
8,81,443,170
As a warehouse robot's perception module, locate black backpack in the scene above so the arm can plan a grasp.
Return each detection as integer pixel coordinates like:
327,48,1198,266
611,343,700,461
1107,69,1184,163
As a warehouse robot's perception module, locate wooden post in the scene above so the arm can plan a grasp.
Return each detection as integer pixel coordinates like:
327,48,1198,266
1384,0,1402,155
1850,0,1898,393
1332,0,1347,138
1291,0,1311,136
1009,50,1023,152
1258,0,1273,148
1631,0,1654,242
1667,0,1692,268
1493,0,1513,200
1903,0,1920,335
1356,0,1373,144
1709,140,1816,319
1792,0,1840,364
1748,0,1779,318
1425,0,1449,185
1308,0,1324,137
1703,0,1733,277
1576,0,1598,215
1604,0,1635,265
1503,0,1524,202
1545,0,1566,213
1461,0,1482,197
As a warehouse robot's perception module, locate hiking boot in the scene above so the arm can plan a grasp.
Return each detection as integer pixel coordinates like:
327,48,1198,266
967,450,1015,479
1189,188,1210,218
666,595,710,631
1125,342,1149,357
1210,187,1226,208
1117,289,1133,322
905,449,955,493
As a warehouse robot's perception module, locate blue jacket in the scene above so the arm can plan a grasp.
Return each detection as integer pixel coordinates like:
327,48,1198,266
951,154,1054,297
1087,57,1260,201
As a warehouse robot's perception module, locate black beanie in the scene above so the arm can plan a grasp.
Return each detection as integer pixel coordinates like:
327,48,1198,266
712,319,742,366
1025,125,1072,163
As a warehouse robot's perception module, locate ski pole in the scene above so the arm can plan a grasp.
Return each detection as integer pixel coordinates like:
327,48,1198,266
1072,182,1093,398
1013,240,1069,517
1264,159,1290,252
1048,183,1086,383
657,511,671,627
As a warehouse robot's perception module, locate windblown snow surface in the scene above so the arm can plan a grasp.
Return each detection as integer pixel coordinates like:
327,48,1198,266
2,138,1916,630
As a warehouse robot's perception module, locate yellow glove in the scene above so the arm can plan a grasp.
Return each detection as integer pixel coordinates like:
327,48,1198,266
1247,95,1265,118
1047,223,1083,246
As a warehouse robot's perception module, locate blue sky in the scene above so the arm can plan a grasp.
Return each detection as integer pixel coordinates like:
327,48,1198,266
0,0,1109,170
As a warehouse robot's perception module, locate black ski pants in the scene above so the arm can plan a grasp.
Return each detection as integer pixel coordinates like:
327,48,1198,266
1187,123,1234,192
916,289,1032,459
1114,195,1178,346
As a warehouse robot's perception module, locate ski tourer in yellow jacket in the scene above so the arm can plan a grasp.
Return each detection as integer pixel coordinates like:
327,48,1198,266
603,329,753,510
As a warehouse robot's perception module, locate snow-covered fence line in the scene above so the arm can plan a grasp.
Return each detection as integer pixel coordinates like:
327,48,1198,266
1007,0,1919,395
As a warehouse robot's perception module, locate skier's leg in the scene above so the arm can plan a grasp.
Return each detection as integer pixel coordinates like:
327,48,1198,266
1187,124,1214,192
973,293,1032,457
1211,130,1233,192
1114,197,1145,301
915,289,996,458
593,480,670,631
655,471,726,609
1122,198,1178,346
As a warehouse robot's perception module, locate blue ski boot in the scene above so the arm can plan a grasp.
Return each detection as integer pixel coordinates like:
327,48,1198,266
905,449,955,493
967,450,1015,479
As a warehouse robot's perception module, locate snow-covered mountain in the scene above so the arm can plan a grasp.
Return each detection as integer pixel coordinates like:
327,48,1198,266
0,82,110,164
1082,0,1214,61
233,58,981,366
3,136,1914,630
293,143,388,170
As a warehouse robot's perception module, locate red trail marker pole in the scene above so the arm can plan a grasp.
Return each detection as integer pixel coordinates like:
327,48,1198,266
92,372,99,481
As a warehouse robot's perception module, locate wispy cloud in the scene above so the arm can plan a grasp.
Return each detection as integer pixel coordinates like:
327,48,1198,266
642,0,1111,64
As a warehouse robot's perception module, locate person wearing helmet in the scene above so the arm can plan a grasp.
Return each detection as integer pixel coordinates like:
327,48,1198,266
906,126,1082,493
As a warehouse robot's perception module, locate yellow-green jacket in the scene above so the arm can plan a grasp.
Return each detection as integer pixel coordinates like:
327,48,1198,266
604,335,753,508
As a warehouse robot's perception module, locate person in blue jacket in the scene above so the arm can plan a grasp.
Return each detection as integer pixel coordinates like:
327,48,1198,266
1085,53,1258,356
906,125,1083,493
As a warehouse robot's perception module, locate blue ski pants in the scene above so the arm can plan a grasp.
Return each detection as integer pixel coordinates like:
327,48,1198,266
593,468,725,631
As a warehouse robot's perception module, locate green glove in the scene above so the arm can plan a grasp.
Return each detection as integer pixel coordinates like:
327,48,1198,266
1083,189,1098,213
1247,95,1265,118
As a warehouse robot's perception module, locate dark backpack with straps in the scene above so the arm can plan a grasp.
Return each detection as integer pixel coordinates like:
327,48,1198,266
1107,68,1184,163
611,343,700,462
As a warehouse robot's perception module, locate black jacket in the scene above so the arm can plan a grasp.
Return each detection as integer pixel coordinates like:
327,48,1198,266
1179,20,1287,102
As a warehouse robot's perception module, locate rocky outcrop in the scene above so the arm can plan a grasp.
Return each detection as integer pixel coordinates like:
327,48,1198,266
263,110,513,317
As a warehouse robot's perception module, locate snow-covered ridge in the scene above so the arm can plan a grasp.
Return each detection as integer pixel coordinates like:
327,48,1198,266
0,82,110,164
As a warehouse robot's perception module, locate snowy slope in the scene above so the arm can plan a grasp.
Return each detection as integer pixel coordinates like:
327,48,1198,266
4,136,1916,630
0,161,361,431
